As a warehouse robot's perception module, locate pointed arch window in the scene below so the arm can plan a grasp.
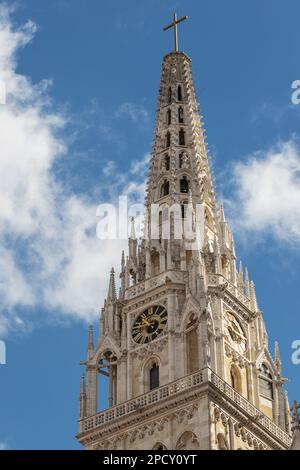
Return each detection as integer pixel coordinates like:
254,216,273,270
259,364,274,399
159,211,162,239
230,364,242,394
179,128,185,145
98,351,118,409
168,87,172,104
150,363,159,390
181,200,188,219
161,179,170,197
178,106,184,123
179,152,184,168
167,109,171,125
166,131,171,148
185,314,199,374
178,85,183,101
180,176,189,194
163,154,170,171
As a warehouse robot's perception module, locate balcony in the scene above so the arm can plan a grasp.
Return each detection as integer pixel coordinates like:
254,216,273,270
125,270,186,301
78,368,291,448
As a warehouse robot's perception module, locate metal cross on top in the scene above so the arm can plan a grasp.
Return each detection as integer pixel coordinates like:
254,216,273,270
163,12,188,52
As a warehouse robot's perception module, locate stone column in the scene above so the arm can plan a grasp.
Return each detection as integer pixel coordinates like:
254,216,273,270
117,356,127,403
87,365,98,416
167,289,176,382
246,363,254,403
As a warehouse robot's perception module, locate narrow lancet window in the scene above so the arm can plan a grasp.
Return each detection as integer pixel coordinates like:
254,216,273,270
166,131,171,148
161,180,170,197
178,85,183,101
180,176,189,193
178,107,184,123
150,364,159,390
167,109,171,125
164,154,170,171
179,128,185,145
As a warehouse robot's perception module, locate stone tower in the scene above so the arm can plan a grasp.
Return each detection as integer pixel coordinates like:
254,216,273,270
76,28,292,451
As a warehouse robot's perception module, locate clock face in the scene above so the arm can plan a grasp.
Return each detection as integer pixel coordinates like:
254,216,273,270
225,313,247,354
132,305,168,344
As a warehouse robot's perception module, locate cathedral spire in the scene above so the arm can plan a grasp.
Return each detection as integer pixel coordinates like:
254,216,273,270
77,18,292,450
145,41,217,252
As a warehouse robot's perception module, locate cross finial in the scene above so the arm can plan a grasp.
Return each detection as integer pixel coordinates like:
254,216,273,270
163,12,188,52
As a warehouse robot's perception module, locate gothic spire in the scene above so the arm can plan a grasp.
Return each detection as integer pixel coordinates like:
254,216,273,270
274,341,282,373
107,267,116,302
250,281,258,312
145,47,217,246
130,217,136,240
219,203,226,223
245,267,250,298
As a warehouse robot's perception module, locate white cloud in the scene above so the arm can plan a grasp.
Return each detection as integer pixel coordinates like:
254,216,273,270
0,441,9,450
103,160,117,177
0,5,145,335
130,153,150,176
228,141,300,244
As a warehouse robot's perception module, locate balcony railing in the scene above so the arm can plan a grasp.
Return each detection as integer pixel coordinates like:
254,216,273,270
125,270,186,300
207,274,251,310
210,372,291,447
79,368,291,447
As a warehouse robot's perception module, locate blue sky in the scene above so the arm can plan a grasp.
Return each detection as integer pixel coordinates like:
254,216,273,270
0,0,300,450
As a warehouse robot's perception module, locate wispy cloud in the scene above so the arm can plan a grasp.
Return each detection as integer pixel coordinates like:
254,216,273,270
0,5,148,336
115,102,149,125
227,140,300,245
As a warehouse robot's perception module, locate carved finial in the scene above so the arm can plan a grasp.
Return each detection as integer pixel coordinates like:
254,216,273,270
274,341,282,373
130,217,136,240
245,267,250,298
80,373,86,394
87,325,94,355
79,373,87,419
107,267,116,301
238,261,244,289
250,281,258,312
219,203,226,223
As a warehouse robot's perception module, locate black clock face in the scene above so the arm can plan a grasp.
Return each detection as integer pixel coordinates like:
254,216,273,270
132,305,168,344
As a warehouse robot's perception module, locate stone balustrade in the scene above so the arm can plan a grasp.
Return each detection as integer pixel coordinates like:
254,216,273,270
79,367,291,448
